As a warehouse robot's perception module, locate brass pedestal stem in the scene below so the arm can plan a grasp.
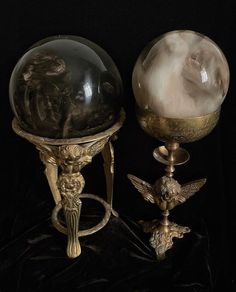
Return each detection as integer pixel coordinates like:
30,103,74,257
128,141,206,260
129,108,219,259
150,142,190,260
13,111,125,258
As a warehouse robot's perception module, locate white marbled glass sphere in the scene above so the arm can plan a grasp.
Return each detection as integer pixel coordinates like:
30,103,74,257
132,30,230,118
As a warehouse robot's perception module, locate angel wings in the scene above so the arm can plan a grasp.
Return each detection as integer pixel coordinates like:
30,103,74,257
128,174,206,210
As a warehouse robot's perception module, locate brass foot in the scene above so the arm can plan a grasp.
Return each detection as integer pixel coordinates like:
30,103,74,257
140,219,190,260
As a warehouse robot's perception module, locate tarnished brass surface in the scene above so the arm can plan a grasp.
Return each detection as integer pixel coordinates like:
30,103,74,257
153,146,190,166
136,106,220,143
12,109,125,145
12,110,125,258
128,142,206,259
52,194,112,236
102,141,118,217
140,219,190,260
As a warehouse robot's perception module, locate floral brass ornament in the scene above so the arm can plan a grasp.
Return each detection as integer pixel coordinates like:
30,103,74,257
12,110,125,258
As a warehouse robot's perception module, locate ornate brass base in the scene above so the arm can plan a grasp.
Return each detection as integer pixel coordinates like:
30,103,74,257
140,218,190,260
12,110,125,258
128,142,206,260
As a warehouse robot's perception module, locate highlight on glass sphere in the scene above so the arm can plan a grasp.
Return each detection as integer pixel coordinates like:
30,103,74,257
9,35,123,139
132,30,230,119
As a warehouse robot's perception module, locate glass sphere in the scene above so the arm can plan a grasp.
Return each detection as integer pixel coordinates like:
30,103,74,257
10,35,122,138
132,30,230,119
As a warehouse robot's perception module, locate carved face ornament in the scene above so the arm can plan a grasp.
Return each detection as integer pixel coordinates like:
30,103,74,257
155,176,181,201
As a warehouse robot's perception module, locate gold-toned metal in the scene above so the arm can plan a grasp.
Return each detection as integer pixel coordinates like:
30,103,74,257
102,141,118,217
128,106,220,259
128,141,207,259
153,146,190,166
139,219,190,260
136,106,220,143
39,150,61,205
12,110,125,258
51,194,112,236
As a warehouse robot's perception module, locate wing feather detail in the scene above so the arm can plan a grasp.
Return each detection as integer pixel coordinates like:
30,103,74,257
87,137,109,157
128,174,155,203
177,178,207,204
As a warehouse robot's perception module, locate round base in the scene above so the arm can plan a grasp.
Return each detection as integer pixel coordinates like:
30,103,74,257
52,193,114,237
153,146,190,166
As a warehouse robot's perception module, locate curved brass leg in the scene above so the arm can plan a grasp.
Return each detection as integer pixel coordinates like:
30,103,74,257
63,196,82,258
57,172,85,258
38,147,62,205
44,162,61,205
102,141,118,217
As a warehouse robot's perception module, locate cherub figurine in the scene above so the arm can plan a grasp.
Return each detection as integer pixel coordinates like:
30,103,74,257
128,174,206,259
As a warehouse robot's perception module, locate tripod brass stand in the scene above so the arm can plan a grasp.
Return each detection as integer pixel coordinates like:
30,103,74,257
13,111,125,258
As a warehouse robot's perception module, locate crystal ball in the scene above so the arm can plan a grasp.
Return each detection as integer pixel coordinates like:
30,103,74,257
10,35,123,138
132,30,230,119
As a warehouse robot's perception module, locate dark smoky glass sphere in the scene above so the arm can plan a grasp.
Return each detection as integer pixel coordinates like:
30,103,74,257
9,35,123,138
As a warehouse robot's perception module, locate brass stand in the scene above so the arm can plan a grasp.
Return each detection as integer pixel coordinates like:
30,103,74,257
12,111,125,258
128,142,206,260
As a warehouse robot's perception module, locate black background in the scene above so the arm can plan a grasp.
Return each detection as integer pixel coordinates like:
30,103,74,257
0,0,235,291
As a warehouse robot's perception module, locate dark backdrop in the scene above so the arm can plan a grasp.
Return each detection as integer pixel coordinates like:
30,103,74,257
0,1,235,291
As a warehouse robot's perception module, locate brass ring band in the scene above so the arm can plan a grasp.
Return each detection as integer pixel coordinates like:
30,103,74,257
12,109,125,145
51,193,112,237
